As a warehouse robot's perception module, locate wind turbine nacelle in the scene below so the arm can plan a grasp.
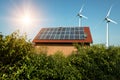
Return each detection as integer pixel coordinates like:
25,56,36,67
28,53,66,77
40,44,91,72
105,18,110,23
77,14,82,18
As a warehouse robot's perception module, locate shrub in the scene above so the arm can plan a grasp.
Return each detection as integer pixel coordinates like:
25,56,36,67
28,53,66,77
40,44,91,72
0,31,33,79
0,31,120,80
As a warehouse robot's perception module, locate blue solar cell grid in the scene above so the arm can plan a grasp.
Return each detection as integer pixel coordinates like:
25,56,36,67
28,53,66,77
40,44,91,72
39,27,86,40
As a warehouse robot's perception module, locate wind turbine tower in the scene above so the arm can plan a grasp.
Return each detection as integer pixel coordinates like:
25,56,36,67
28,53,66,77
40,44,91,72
77,5,88,27
104,6,117,48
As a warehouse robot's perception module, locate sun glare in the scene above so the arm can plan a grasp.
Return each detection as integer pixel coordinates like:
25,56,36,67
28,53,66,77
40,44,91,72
21,14,32,25
10,1,41,34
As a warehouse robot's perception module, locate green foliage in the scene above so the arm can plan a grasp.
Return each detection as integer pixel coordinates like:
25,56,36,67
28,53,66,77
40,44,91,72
69,45,120,80
0,31,33,79
0,31,32,65
0,31,120,80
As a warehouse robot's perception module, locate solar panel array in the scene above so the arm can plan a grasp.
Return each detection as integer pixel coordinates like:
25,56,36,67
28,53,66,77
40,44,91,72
38,27,86,40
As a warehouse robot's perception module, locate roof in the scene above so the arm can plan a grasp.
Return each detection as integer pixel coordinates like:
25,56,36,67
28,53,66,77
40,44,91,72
32,27,93,43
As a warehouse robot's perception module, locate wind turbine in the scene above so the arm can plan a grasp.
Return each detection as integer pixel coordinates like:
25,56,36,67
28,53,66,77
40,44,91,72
77,5,88,27
104,6,117,48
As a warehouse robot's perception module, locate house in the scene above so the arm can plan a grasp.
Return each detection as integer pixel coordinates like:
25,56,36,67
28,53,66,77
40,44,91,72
32,27,93,55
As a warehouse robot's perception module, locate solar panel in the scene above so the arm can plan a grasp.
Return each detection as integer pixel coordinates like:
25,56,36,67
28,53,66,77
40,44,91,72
39,27,86,40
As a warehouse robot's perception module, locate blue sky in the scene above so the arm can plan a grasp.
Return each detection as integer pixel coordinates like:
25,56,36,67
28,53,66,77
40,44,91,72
0,0,120,46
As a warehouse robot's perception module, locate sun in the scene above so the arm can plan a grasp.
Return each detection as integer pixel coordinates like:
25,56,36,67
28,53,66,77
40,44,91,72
21,14,32,25
10,1,41,35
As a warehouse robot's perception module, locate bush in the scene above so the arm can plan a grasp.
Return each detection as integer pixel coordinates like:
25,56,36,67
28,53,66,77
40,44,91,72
0,31,120,80
0,31,33,79
69,45,120,80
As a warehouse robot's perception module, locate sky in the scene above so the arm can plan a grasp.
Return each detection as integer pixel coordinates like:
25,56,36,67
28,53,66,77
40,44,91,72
0,0,120,46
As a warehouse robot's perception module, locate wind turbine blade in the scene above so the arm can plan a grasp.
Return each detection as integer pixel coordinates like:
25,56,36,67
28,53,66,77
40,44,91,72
108,18,117,24
81,14,88,19
106,6,112,17
79,4,84,13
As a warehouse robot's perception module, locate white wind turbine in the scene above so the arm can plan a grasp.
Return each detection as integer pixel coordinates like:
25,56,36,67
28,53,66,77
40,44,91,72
77,5,88,27
104,6,117,48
